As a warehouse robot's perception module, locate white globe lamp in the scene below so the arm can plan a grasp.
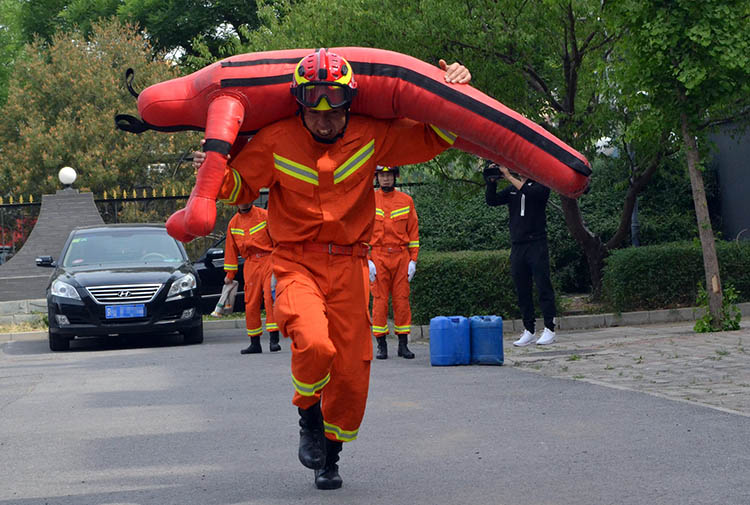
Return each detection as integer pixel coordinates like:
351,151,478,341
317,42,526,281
58,166,77,189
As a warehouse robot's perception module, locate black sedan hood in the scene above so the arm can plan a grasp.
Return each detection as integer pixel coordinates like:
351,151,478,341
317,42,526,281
60,264,189,287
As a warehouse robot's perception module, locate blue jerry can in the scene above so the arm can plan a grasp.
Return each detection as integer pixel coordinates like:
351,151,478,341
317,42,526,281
470,315,504,365
429,316,470,366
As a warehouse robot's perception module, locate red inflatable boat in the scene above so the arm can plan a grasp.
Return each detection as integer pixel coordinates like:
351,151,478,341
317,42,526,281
115,47,591,241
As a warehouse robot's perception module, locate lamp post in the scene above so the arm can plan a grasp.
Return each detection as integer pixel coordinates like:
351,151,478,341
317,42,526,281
58,166,77,190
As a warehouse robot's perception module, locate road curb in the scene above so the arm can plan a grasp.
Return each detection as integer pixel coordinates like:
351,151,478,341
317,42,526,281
3,302,750,344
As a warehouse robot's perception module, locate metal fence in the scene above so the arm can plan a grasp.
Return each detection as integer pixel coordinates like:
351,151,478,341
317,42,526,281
0,189,271,264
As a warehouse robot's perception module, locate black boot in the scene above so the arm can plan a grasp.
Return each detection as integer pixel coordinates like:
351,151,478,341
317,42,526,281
269,331,281,352
298,402,326,469
240,336,262,354
376,336,388,359
315,438,343,490
397,334,415,359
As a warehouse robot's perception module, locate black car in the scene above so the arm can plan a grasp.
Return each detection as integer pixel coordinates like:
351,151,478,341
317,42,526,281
192,236,245,315
37,224,203,351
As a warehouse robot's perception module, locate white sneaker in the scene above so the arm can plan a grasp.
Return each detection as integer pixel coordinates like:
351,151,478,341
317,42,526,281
513,330,536,347
536,328,556,345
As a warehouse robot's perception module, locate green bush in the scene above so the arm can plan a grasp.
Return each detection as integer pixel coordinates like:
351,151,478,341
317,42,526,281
602,240,750,311
410,249,550,325
409,153,713,294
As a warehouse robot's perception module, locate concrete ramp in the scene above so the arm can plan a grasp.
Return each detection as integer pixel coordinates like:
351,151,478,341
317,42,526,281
0,190,103,302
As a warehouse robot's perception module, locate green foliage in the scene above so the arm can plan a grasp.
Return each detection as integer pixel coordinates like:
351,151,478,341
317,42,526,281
610,0,750,132
0,19,200,197
411,149,705,293
694,282,741,332
602,241,750,311
0,0,24,106
8,0,264,67
410,249,535,325
410,182,507,253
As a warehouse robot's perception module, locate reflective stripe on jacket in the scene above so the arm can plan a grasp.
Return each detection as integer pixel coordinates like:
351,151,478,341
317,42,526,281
218,114,451,246
371,189,419,262
223,206,274,279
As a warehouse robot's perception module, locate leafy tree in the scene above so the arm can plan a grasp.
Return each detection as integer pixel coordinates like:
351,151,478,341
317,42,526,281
116,0,264,63
0,0,24,105
238,0,670,297
0,19,199,197
7,0,265,65
609,0,750,327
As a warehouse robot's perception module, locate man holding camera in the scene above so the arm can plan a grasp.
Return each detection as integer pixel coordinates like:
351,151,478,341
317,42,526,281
484,161,557,346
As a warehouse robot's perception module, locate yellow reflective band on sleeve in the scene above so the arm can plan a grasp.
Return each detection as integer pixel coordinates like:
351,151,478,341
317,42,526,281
247,326,263,337
408,241,420,248
375,208,384,217
372,324,388,334
248,221,267,235
292,372,330,396
219,168,242,204
266,322,279,331
390,206,410,219
230,228,245,236
274,154,319,185
224,264,238,271
324,421,359,442
394,324,411,333
334,139,375,184
429,125,457,145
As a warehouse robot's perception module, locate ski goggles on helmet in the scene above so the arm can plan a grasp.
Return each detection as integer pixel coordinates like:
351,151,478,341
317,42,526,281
291,82,358,110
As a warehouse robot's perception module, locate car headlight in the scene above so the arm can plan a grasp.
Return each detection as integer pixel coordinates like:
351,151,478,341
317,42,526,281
167,273,197,298
51,279,81,300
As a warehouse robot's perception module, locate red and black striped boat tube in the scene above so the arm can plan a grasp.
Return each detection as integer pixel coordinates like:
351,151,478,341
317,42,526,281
115,47,591,241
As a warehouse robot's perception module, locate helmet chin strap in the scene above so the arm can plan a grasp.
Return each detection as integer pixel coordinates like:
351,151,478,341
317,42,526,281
299,106,351,144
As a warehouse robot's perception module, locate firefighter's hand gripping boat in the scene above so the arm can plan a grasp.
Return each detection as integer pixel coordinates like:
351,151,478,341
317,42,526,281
115,47,590,242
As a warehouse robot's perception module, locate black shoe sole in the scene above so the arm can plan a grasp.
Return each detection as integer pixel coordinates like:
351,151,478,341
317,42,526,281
315,470,343,490
315,479,343,490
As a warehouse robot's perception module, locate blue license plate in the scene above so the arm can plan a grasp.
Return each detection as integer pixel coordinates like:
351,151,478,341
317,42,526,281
105,304,146,319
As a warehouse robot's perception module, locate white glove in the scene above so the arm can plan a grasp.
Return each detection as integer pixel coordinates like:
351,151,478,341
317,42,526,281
407,260,417,282
368,260,377,282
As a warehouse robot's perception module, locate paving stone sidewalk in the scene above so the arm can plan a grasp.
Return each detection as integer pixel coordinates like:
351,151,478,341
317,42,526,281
504,321,750,417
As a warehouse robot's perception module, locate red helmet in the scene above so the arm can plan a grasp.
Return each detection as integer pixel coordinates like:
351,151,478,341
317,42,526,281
291,49,358,110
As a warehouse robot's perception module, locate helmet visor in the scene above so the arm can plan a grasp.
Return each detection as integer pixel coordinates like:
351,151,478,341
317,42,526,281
293,82,355,109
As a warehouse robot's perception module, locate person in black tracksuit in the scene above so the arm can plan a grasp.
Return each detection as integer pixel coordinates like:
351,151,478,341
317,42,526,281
484,161,557,346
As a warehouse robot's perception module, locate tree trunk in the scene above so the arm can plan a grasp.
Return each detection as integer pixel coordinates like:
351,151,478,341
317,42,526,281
560,196,608,299
680,113,723,326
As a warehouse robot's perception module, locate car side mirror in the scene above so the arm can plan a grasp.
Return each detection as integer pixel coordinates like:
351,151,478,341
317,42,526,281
36,255,56,267
205,248,224,263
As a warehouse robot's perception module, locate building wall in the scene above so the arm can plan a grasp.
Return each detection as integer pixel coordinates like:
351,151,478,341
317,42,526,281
711,128,750,241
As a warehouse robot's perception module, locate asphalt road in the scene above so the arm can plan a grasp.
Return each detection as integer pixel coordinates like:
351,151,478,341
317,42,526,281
2,329,749,505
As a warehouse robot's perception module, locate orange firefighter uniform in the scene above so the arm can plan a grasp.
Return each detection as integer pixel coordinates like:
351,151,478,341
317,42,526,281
218,113,455,443
370,188,419,337
223,206,277,338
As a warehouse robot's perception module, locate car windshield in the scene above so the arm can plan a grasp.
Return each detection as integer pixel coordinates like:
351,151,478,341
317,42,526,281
62,228,184,267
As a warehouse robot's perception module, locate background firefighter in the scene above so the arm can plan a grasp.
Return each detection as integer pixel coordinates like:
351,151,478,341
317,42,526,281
369,165,419,359
222,202,280,354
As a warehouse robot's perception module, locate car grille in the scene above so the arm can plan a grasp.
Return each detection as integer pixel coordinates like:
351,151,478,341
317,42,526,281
86,284,162,304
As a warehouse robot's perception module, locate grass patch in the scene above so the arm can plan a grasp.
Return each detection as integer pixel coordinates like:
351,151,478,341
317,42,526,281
0,320,48,333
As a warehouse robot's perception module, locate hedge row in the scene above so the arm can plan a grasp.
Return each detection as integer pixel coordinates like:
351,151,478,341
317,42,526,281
409,250,559,325
601,240,750,312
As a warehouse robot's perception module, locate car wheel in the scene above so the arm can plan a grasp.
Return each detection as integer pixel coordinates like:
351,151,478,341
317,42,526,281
182,323,204,345
49,332,70,351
